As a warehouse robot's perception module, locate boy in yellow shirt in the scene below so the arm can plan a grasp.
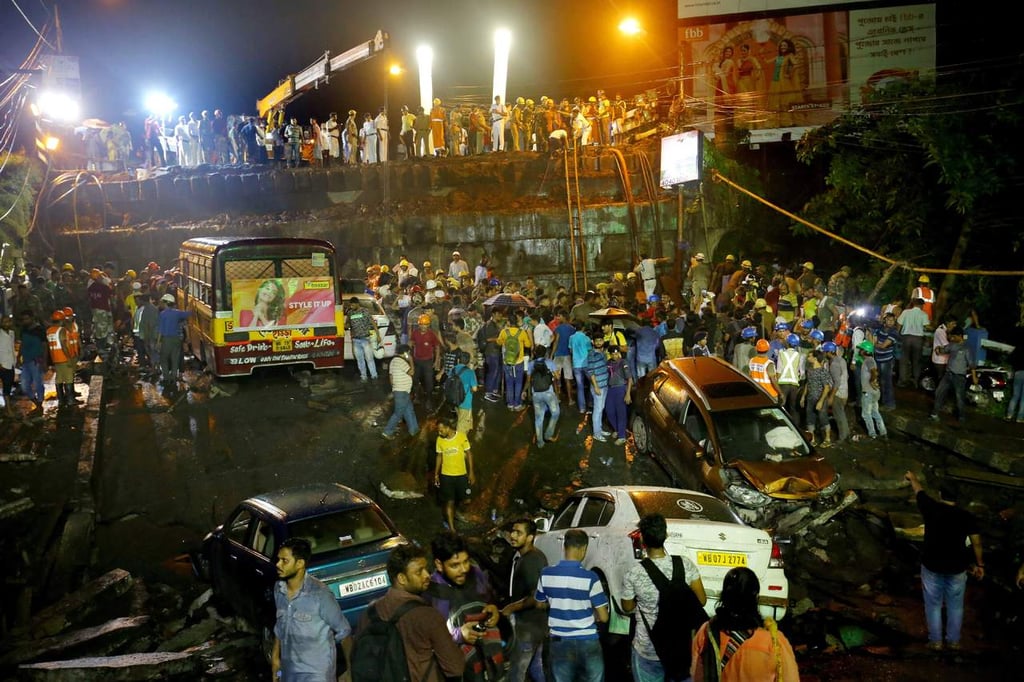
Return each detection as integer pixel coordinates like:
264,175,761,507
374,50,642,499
434,417,475,531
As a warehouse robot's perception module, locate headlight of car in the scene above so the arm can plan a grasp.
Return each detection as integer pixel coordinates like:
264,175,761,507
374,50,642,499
723,481,774,508
820,476,841,497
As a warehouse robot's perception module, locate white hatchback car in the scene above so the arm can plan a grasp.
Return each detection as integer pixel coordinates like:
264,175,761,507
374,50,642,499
533,486,789,635
342,294,397,362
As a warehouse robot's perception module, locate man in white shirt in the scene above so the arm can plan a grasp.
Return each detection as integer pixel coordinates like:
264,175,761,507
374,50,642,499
374,107,389,162
897,298,931,388
634,253,669,299
0,314,17,417
448,251,469,281
490,95,507,152
931,316,957,385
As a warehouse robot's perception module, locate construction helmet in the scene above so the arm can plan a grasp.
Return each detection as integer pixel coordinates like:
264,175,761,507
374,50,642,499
417,314,431,326
89,268,102,280
526,98,534,106
125,269,137,279
423,260,432,269
695,252,706,262
51,310,65,321
147,261,160,270
626,272,637,279
821,341,838,353
516,97,525,105
800,319,815,329
613,272,624,282
425,279,437,290
774,321,790,331
588,96,597,102
62,306,74,317
647,295,660,304
918,274,930,284
741,326,757,339
380,264,389,273
857,340,875,354
62,262,75,272
786,333,801,347
803,261,814,271
725,254,736,262
161,293,175,304
755,339,770,353
810,329,825,342
433,98,441,106
741,259,752,269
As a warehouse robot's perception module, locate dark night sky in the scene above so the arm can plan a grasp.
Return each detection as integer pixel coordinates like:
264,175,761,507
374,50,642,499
1,0,677,123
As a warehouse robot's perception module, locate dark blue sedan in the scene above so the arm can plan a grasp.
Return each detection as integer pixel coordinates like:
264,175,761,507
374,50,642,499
196,483,406,647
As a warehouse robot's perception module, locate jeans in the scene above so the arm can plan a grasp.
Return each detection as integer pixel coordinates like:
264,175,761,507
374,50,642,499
509,632,546,682
805,398,829,435
484,354,502,394
159,337,183,379
832,395,850,442
352,337,378,379
504,364,525,407
877,359,895,407
19,360,45,403
631,648,690,682
533,389,560,442
549,637,603,682
861,389,886,437
592,386,608,437
921,565,967,644
413,358,434,398
900,334,925,387
383,390,418,437
604,384,628,438
636,359,657,379
933,372,968,421
1006,370,1024,420
573,366,590,410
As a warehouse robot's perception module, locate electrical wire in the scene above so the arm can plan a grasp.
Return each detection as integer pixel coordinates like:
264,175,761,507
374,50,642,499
0,157,32,222
9,0,55,49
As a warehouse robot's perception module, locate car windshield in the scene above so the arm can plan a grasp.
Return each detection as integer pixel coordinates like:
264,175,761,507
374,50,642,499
711,407,810,462
629,490,742,524
287,506,394,556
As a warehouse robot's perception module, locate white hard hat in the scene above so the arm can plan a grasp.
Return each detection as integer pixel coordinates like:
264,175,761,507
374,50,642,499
695,252,706,261
161,293,175,303
425,279,437,290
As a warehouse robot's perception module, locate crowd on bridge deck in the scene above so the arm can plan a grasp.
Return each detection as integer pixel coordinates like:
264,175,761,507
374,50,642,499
118,87,662,172
358,249,1024,457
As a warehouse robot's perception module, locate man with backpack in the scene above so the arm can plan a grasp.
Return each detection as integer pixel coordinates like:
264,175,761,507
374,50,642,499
351,544,466,682
621,513,708,682
526,347,560,449
443,350,478,435
497,313,532,411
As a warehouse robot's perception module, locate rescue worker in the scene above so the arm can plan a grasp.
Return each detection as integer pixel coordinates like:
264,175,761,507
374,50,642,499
749,338,781,402
344,110,360,164
797,261,822,295
361,113,377,164
711,254,737,294
732,325,758,376
374,106,389,162
47,310,80,408
776,332,806,424
490,95,507,152
688,252,711,302
912,274,936,322
510,97,525,151
430,98,447,156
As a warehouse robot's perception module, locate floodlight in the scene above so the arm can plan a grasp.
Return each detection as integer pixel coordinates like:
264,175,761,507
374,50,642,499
619,17,642,35
37,91,80,122
493,29,511,104
416,45,434,113
143,91,177,117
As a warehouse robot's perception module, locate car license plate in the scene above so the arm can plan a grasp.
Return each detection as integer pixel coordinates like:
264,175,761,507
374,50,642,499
336,571,388,597
697,551,748,567
273,337,293,352
993,390,1004,400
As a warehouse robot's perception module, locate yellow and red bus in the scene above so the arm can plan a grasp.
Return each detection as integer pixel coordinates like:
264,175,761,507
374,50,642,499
177,237,345,376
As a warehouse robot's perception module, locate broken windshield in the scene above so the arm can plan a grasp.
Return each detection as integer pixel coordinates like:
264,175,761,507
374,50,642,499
711,407,811,462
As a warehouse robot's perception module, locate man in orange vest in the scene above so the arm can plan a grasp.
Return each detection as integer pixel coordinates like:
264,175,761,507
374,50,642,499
912,275,935,322
749,338,782,402
47,310,80,408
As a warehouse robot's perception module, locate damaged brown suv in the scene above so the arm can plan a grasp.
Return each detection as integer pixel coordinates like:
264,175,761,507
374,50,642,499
631,356,841,528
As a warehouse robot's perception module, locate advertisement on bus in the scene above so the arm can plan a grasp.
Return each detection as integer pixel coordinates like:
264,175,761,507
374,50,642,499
229,277,336,331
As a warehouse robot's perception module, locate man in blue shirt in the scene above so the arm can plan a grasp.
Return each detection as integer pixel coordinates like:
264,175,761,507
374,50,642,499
569,326,594,412
551,311,576,406
585,336,612,442
272,538,352,682
156,293,192,386
451,350,478,435
534,529,609,682
526,347,560,448
633,319,662,378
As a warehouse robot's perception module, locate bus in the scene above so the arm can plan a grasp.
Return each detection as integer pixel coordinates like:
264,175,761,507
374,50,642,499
177,236,345,376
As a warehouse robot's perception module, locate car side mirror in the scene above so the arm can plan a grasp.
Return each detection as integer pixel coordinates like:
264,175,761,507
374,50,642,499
534,517,550,533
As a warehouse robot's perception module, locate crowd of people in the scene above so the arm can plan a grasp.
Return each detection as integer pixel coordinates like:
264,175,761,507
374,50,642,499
124,88,661,172
0,257,194,417
362,249,1013,462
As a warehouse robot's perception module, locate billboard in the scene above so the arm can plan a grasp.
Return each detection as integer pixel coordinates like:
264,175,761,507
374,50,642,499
679,0,850,21
677,4,936,138
660,130,704,188
230,277,335,331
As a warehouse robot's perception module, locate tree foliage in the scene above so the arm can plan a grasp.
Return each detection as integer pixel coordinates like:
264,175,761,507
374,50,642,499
0,152,41,251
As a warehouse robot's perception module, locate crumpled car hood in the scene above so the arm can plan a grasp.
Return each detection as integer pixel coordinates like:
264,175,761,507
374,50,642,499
732,459,838,499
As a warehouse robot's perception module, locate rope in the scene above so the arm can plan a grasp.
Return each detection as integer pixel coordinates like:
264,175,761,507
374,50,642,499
764,617,783,681
710,169,1024,277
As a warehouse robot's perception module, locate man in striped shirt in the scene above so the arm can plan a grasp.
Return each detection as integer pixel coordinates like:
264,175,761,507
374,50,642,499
534,529,609,681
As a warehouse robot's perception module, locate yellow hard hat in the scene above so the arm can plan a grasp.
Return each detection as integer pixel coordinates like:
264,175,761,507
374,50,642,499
918,274,930,284
125,269,137,279
380,264,389,273
741,259,752,269
433,98,441,105
613,272,624,282
417,314,431,326
62,262,75,272
725,254,735,261
803,261,814,271
423,260,431,268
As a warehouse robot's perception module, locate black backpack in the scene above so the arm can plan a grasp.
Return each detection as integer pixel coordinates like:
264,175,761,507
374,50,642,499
531,359,553,393
443,366,469,405
350,600,432,682
637,556,709,680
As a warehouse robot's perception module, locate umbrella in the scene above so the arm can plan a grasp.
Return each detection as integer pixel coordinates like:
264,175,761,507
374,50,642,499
483,292,534,308
589,307,636,319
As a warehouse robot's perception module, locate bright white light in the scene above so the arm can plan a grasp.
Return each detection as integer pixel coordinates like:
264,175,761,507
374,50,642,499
492,29,511,104
37,91,80,122
144,91,177,117
416,45,433,115
619,17,642,36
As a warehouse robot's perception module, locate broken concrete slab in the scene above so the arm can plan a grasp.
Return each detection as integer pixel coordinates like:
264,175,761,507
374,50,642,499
18,651,199,681
154,617,223,652
1,617,150,666
0,497,34,519
24,568,134,640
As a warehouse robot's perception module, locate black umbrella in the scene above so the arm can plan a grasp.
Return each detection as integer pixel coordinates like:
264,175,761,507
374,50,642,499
483,293,534,308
